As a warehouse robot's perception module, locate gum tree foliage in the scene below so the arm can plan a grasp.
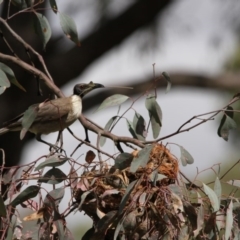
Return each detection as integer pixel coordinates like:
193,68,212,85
0,1,240,240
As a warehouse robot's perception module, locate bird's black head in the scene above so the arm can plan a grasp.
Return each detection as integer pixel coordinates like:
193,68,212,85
73,81,104,98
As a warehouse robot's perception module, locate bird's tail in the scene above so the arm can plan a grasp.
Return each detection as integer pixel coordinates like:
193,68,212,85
0,128,10,135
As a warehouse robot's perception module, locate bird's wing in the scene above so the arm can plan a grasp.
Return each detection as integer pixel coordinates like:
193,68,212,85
32,98,72,123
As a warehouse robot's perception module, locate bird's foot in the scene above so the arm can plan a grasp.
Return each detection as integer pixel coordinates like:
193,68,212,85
49,145,66,156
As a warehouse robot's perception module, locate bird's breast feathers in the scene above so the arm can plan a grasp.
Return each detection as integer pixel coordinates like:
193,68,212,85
68,95,82,121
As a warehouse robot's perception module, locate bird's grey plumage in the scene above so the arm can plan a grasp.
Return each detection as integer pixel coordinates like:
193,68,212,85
0,82,104,143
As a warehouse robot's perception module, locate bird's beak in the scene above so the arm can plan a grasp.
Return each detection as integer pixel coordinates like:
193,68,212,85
90,82,105,90
81,82,104,97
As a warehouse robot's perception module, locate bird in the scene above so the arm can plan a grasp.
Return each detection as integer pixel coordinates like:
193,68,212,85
0,81,104,147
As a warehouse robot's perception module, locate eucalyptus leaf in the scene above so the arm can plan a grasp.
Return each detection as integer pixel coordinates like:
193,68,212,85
33,12,52,49
35,156,68,171
126,119,138,139
44,187,65,207
59,12,80,45
214,177,221,206
162,71,171,93
118,180,138,214
0,63,25,92
49,0,58,13
100,116,118,146
20,105,38,140
77,190,92,210
217,106,237,141
0,69,10,95
179,146,194,166
203,183,220,212
10,186,40,207
114,218,124,240
145,94,162,139
133,112,147,140
130,145,153,173
38,168,67,184
97,94,129,112
114,153,133,170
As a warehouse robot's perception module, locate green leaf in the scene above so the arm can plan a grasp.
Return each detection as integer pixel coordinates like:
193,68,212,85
59,12,80,46
118,180,138,214
77,190,92,210
33,12,52,49
217,106,237,141
0,63,26,92
114,218,124,240
97,94,129,112
126,119,138,139
100,116,118,146
214,177,221,206
203,183,220,212
35,156,68,171
49,0,58,13
130,145,154,173
54,220,65,239
179,146,194,166
38,168,67,184
20,105,38,140
0,69,10,95
162,71,171,93
10,186,40,207
145,94,162,139
133,112,147,140
0,194,7,217
114,153,133,170
225,200,233,240
44,187,65,207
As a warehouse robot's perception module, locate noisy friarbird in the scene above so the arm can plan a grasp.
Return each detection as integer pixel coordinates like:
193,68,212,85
0,81,104,147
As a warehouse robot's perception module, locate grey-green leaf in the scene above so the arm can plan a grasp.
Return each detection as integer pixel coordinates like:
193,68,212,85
130,145,153,173
35,156,68,171
214,177,221,207
133,112,147,140
100,116,118,146
97,94,129,112
38,168,67,184
10,186,40,207
59,12,80,46
44,187,65,207
0,63,26,92
145,94,162,139
0,69,10,95
33,12,52,49
126,119,138,139
179,146,194,166
203,183,220,212
162,71,171,93
118,180,137,214
218,108,237,141
20,105,38,140
114,153,133,170
49,0,58,13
